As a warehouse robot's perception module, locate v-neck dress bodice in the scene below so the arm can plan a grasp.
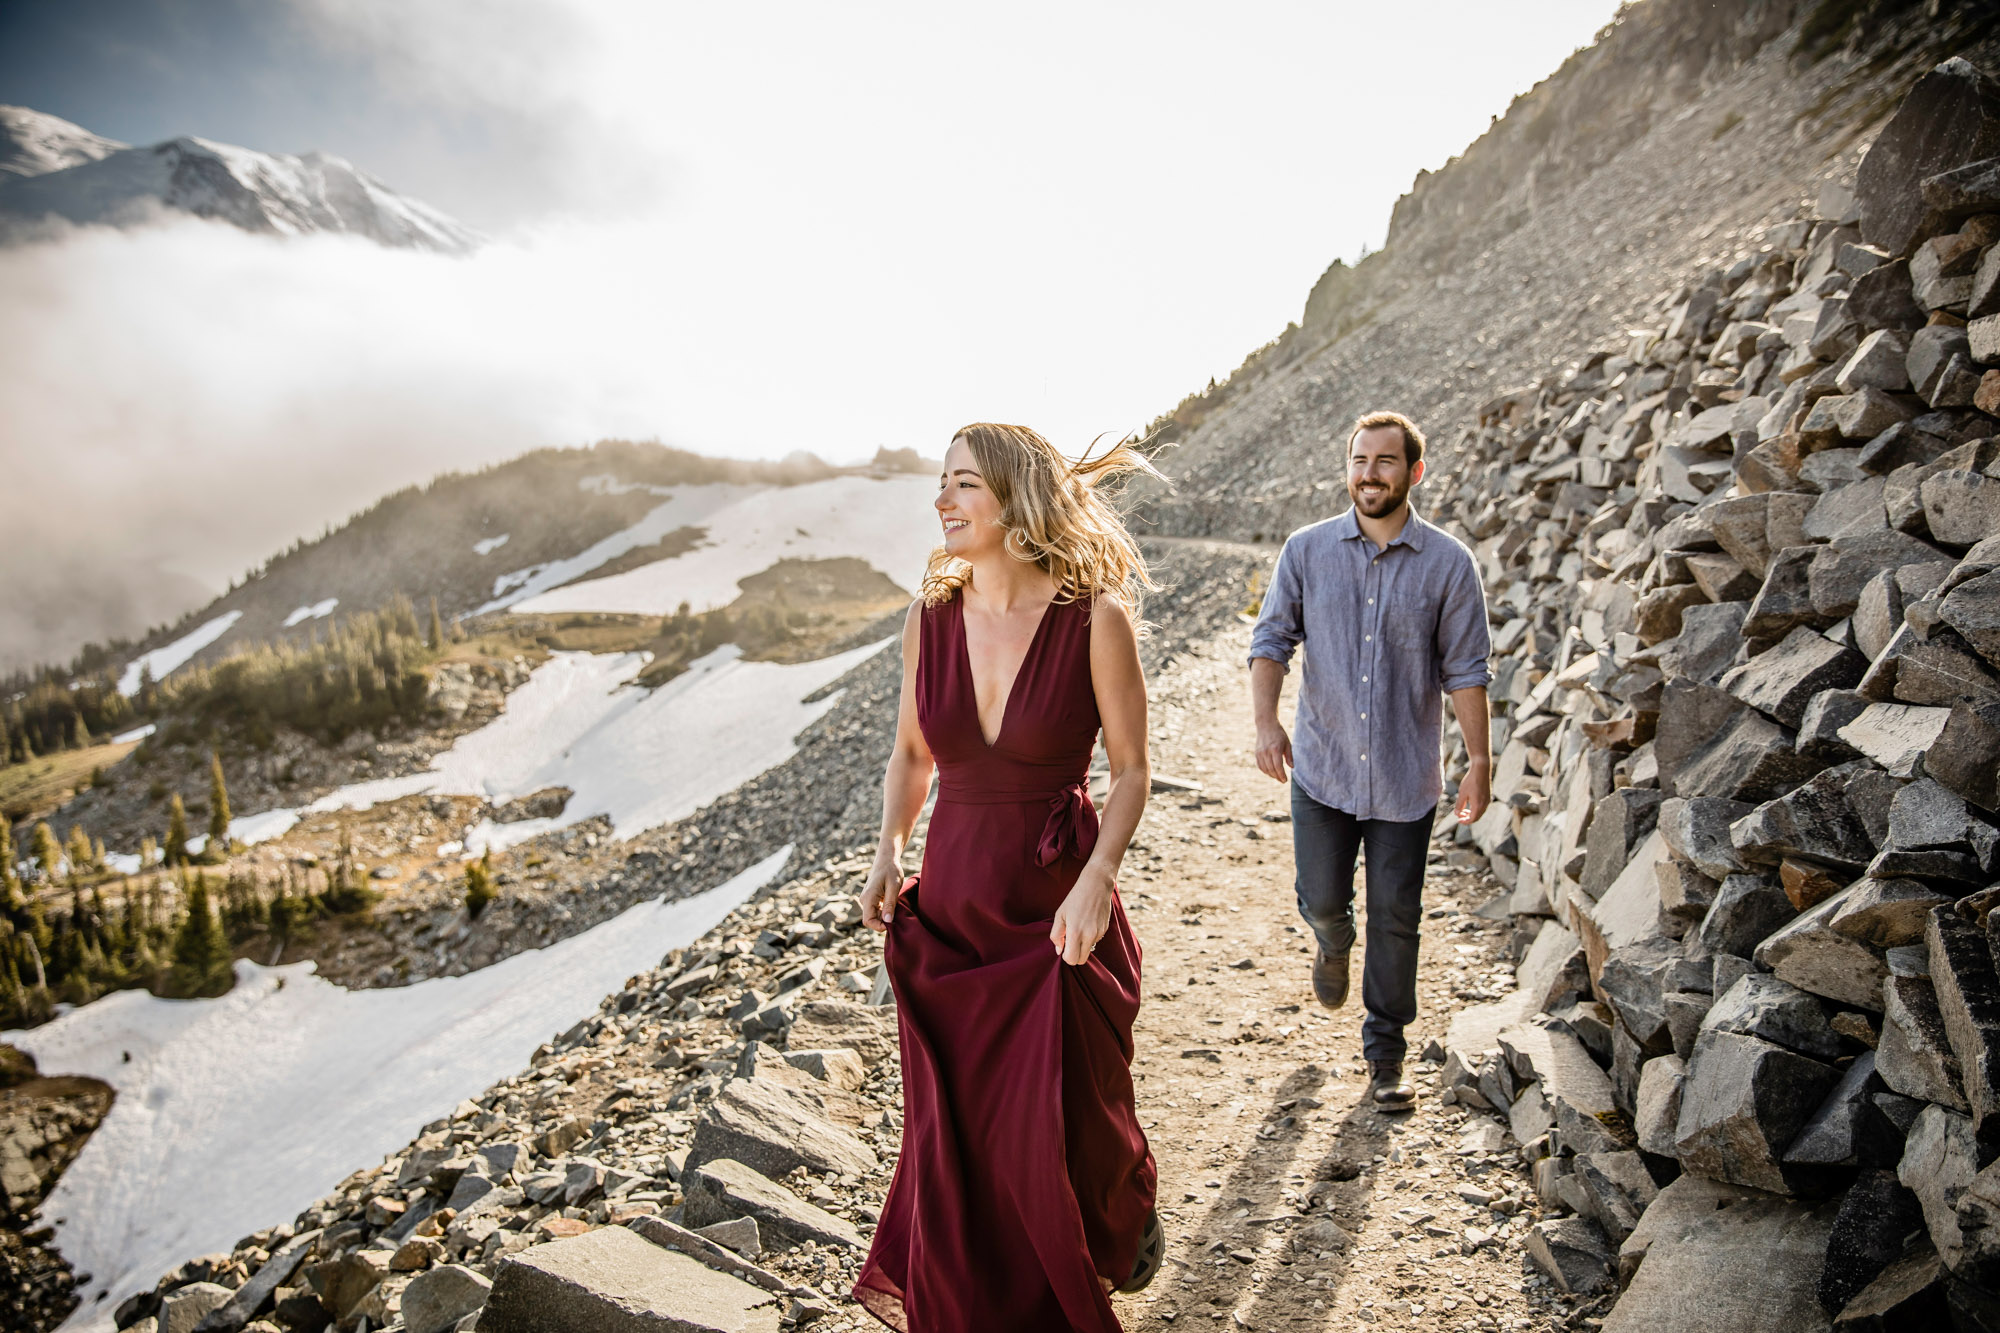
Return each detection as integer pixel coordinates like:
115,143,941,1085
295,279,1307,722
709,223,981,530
852,591,1155,1333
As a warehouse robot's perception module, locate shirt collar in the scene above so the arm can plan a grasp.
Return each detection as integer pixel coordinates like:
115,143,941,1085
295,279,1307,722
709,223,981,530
1335,503,1430,553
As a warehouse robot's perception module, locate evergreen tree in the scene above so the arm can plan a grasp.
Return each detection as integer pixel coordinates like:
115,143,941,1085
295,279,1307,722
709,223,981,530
0,819,19,915
164,794,190,867
31,822,61,881
429,597,445,651
464,851,496,918
64,825,94,879
207,752,231,852
169,872,231,997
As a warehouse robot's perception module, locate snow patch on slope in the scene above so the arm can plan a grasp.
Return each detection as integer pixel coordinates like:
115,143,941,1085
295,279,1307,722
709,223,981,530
472,533,510,555
514,473,939,616
17,850,789,1330
116,611,241,696
280,597,338,627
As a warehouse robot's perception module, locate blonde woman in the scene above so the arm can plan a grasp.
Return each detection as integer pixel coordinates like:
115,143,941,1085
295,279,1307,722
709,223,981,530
851,424,1163,1332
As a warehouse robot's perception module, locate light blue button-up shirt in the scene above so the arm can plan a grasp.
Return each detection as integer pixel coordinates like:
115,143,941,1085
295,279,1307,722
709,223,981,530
1248,505,1492,822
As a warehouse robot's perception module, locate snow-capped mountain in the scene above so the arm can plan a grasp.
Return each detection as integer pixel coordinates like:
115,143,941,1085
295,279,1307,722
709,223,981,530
0,105,481,253
0,105,124,178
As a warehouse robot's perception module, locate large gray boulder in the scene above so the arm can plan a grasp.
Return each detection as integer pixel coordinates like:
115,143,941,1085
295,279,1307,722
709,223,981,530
1603,1174,1839,1332
1828,877,1953,950
1659,796,1753,880
680,1158,863,1251
1675,1030,1842,1194
1755,888,1889,1011
1694,872,1797,959
1635,1053,1687,1157
1878,974,1970,1111
1815,1168,1927,1316
1926,907,2000,1137
1581,789,1666,900
1525,1217,1614,1295
1498,1016,1631,1154
401,1265,493,1333
1701,973,1841,1059
1721,628,1866,727
1856,57,2000,257
479,1225,783,1332
1898,1103,1994,1273
1728,762,1877,875
686,1077,877,1180
1783,1052,1893,1169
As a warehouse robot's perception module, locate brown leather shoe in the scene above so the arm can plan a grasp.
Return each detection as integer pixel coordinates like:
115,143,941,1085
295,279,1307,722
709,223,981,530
1311,945,1351,1009
1369,1060,1415,1110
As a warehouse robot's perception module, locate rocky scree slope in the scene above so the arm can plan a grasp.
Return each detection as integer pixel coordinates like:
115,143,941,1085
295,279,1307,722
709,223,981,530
1420,56,2000,1332
1130,0,2000,543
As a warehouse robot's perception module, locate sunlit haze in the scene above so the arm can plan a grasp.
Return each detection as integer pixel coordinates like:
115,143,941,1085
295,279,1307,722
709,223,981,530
0,0,1622,647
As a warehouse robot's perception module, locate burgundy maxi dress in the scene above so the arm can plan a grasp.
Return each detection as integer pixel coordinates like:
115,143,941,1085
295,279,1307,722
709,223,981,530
852,591,1157,1332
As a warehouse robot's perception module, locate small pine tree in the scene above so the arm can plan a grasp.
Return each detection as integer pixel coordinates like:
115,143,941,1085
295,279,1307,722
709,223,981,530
139,835,159,870
31,822,62,881
169,872,231,997
64,825,93,879
207,752,231,852
164,795,190,867
0,819,17,911
428,597,445,651
464,851,496,919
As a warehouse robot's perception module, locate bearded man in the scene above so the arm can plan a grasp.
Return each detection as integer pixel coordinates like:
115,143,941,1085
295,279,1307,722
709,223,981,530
1247,410,1494,1110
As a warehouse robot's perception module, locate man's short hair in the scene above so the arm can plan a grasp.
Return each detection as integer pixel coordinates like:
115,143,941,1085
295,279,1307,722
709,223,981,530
1348,411,1426,467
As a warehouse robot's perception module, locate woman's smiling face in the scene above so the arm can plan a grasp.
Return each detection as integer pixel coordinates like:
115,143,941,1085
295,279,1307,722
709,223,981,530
936,435,1004,559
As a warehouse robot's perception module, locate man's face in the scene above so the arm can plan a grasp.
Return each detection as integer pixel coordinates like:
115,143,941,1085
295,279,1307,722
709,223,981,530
1347,425,1423,518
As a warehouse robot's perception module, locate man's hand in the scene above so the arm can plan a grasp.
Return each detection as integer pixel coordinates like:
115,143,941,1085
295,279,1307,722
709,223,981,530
1454,759,1491,825
1255,720,1293,784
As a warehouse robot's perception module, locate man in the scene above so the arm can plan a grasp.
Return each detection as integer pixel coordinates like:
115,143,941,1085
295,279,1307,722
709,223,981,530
1248,410,1493,1110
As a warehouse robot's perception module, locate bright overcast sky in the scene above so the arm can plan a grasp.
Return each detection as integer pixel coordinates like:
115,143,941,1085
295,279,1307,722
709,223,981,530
0,0,1624,612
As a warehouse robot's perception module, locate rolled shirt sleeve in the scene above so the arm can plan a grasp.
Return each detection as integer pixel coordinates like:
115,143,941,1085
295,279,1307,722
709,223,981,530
1247,537,1305,671
1436,556,1494,693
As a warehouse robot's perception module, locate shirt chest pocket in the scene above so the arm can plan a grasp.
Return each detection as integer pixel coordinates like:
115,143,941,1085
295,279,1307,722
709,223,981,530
1383,593,1438,654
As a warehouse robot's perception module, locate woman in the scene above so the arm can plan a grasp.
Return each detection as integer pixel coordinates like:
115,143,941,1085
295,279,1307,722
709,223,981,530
851,423,1163,1332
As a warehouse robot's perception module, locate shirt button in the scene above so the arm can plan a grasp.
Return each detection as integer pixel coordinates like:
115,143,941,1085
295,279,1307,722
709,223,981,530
1360,713,1367,719
1360,753,1368,761
1365,635,1372,642
1368,598,1374,604
1362,676,1368,683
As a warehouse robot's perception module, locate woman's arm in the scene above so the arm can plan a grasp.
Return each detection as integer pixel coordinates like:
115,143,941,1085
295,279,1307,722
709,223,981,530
1050,597,1150,965
859,601,936,931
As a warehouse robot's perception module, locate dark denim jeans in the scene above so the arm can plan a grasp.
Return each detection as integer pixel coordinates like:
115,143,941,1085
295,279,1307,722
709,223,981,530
1290,781,1435,1063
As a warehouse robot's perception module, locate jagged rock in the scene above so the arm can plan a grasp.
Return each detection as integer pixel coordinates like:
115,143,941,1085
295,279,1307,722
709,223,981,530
1784,1053,1899,1169
1829,878,1953,949
694,1218,761,1260
1836,702,1952,778
786,1000,897,1067
1516,922,1589,1011
1930,695,2000,810
681,1158,863,1251
1687,553,1759,603
1756,888,1890,1011
1636,582,1711,643
1678,708,1822,803
1722,628,1867,728
1729,762,1878,874
160,1284,234,1333
1634,1053,1686,1156
1498,1016,1631,1154
1701,973,1842,1059
780,1048,866,1090
1943,570,2000,670
1675,1030,1841,1194
1898,1104,1993,1272
686,1077,877,1180
1657,861,1721,937
1604,1174,1840,1333
1573,1150,1658,1245
1856,56,2000,257
1581,788,1665,899
1815,1169,1928,1316
400,1265,492,1333
1847,258,1926,333
1660,797,1755,879
1912,326,1974,399
1878,974,1970,1111
1663,602,1751,685
308,1250,392,1324
479,1224,782,1332
1926,907,2000,1137
1695,872,1797,959
1804,478,1889,543
1709,492,1815,583
1597,935,1681,1053
191,1230,322,1333
1923,468,2000,549
1778,857,1848,911
1837,330,1912,394
1810,530,1950,622
1665,989,1714,1059
1525,1216,1614,1295
1870,776,2000,882
1746,546,1823,641
1829,1241,1950,1330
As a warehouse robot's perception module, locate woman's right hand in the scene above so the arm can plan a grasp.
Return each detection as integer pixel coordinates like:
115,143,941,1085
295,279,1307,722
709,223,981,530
859,859,904,932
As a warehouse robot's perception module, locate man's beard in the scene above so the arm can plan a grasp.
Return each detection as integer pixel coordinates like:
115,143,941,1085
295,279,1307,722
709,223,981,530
1349,477,1409,518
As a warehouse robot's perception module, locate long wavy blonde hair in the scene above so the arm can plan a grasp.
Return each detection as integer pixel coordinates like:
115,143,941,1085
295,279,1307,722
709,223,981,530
920,422,1163,623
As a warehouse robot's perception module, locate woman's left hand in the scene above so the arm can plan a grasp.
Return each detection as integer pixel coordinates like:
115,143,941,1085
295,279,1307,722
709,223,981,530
1051,866,1116,966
